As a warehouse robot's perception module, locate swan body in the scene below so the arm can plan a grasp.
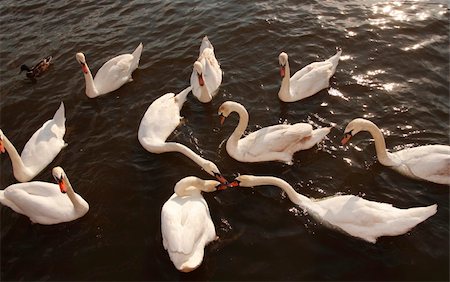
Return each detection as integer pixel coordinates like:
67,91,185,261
190,36,222,103
278,50,341,102
0,167,88,224
342,118,450,185
218,101,330,164
20,55,52,80
161,176,219,272
0,102,66,182
138,87,225,180
76,43,143,98
233,175,437,243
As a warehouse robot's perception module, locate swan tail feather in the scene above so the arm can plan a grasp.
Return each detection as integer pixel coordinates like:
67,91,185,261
131,42,143,71
53,102,65,128
327,49,342,75
199,36,213,55
175,86,192,108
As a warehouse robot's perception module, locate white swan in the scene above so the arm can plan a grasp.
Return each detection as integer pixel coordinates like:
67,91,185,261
218,101,330,164
342,118,450,185
161,176,221,272
278,49,341,102
76,43,143,98
138,86,226,182
0,102,66,182
0,167,89,225
190,36,222,103
230,175,437,243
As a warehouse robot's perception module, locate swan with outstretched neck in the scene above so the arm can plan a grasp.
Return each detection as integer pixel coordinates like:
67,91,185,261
138,86,226,182
161,176,223,272
75,43,143,98
190,36,222,103
218,101,330,164
278,49,341,102
0,167,89,225
228,175,437,243
0,102,66,182
342,118,450,185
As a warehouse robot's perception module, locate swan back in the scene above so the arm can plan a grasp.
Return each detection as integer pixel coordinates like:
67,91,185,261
161,176,218,272
138,87,191,150
20,102,66,176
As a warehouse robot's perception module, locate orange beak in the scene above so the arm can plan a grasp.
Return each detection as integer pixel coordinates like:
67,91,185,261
198,73,204,86
280,66,285,78
220,115,226,126
0,140,5,153
214,172,228,184
341,134,352,145
81,63,88,74
57,179,67,193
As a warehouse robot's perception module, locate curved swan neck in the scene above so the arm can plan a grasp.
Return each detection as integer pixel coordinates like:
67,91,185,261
82,63,99,98
174,177,216,197
2,134,30,182
63,175,85,211
360,121,398,166
228,103,249,145
162,142,215,176
245,176,312,209
198,83,211,103
278,61,291,100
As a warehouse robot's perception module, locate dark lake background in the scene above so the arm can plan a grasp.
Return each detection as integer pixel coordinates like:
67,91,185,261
1,0,448,281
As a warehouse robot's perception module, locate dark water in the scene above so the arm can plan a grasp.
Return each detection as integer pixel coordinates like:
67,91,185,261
1,0,449,281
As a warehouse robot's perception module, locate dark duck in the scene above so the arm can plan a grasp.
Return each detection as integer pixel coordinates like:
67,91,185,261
20,56,52,81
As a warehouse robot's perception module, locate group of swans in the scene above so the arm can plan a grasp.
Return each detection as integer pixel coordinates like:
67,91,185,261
2,36,448,274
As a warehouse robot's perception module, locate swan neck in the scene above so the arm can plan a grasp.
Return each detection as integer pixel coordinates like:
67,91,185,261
2,135,30,182
228,104,249,145
250,176,312,208
363,122,397,166
163,142,214,176
198,84,211,103
83,63,99,98
63,176,84,211
278,62,291,100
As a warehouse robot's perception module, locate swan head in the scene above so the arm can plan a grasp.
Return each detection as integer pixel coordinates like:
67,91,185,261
75,53,89,74
342,118,371,145
174,176,221,197
279,52,288,78
218,101,241,125
0,129,4,153
193,61,204,86
232,175,256,188
201,160,229,184
52,166,67,193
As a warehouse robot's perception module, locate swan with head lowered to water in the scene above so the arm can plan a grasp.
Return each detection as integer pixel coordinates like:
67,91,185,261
227,175,437,243
138,86,227,183
75,43,143,98
161,176,226,272
278,49,341,102
190,36,222,103
0,167,89,225
218,101,330,164
0,102,66,182
342,118,450,185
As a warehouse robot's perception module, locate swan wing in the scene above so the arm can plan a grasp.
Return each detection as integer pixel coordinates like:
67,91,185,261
290,63,332,100
21,103,66,175
138,93,179,147
93,54,133,94
198,48,222,96
396,145,450,185
240,123,313,156
315,195,437,243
